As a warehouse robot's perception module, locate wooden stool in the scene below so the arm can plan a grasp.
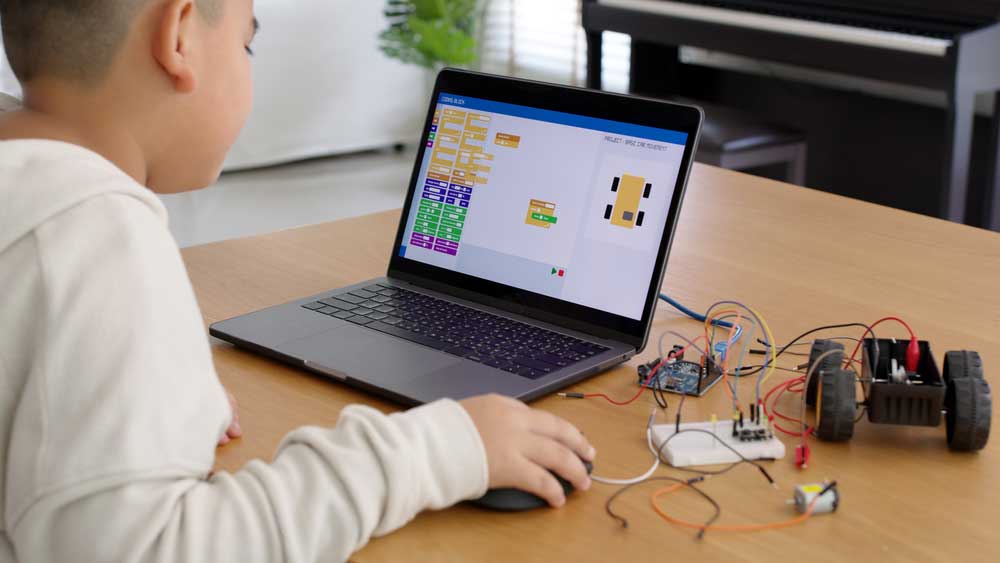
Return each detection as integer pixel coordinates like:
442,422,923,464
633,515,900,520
691,100,808,185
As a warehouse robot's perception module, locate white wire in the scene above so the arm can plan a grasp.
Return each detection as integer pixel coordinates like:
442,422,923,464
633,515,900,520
591,426,661,486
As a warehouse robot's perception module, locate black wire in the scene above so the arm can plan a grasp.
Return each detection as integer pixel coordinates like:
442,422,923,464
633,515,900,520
755,336,860,349
605,476,722,539
654,428,775,486
854,405,867,423
672,461,742,477
642,364,672,410
736,364,803,375
653,378,669,410
749,349,810,357
675,390,687,432
667,393,748,477
605,428,778,538
736,323,878,377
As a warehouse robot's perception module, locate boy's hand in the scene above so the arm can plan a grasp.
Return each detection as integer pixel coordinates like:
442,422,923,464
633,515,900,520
460,394,595,507
218,389,243,446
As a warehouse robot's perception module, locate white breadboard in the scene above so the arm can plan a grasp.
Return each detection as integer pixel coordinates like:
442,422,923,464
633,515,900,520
651,420,785,467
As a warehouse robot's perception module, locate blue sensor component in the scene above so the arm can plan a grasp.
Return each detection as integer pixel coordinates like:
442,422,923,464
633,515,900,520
714,341,729,360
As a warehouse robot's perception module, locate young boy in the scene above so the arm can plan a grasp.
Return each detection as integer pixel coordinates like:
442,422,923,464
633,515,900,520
0,1,595,561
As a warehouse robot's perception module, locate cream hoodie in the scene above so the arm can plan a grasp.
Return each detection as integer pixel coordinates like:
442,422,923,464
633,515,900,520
0,139,488,562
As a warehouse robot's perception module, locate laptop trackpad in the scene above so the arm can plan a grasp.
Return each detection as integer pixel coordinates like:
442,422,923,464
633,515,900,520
275,324,459,385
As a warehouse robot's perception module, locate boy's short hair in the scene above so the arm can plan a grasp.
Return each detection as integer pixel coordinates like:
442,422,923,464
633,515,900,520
0,0,221,85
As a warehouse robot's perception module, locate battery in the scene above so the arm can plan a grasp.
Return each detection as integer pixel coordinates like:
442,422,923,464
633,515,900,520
793,483,839,514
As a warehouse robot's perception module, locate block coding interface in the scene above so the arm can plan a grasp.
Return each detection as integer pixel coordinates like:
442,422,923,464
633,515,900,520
399,93,688,320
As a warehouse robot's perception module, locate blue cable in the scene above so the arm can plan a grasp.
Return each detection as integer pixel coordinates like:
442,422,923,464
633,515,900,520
659,293,743,358
730,323,743,345
644,296,749,390
659,293,735,329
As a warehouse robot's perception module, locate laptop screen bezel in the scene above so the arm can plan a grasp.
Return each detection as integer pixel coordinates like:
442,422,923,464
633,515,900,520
386,69,702,351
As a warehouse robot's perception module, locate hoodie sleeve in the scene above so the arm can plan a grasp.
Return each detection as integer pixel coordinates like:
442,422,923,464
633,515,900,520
6,192,489,563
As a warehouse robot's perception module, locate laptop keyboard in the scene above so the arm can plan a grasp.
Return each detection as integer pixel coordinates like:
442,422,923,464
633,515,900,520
302,283,610,380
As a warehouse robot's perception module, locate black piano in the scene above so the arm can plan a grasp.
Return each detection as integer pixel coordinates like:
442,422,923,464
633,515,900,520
583,0,1000,229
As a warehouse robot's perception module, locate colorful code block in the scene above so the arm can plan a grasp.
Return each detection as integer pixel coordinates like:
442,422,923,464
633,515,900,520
410,232,435,250
414,105,507,257
433,239,459,256
495,132,521,148
525,199,558,228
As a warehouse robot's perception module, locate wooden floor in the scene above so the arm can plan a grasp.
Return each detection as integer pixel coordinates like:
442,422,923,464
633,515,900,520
161,147,417,248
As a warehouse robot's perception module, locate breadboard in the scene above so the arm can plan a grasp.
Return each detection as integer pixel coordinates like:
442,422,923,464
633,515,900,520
650,420,785,467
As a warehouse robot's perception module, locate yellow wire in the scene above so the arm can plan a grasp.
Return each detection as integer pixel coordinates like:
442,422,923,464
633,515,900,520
702,303,777,390
745,304,777,387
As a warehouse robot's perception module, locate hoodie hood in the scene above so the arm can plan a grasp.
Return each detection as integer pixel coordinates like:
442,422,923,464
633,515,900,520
0,139,166,254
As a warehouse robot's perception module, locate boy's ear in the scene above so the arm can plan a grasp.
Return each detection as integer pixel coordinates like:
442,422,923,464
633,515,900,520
152,0,198,93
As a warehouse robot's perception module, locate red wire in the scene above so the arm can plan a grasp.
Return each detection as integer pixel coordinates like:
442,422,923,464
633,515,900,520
771,380,812,437
844,316,916,369
760,317,916,444
769,382,804,424
763,377,801,413
762,376,814,437
583,336,708,406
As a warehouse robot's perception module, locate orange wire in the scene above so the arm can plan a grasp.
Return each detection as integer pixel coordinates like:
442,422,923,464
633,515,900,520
650,483,820,533
702,308,741,408
702,308,739,349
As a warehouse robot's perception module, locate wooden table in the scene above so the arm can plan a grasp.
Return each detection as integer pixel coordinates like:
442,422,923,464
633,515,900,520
183,164,1000,562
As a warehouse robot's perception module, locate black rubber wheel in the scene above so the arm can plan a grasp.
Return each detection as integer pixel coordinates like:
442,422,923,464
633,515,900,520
943,351,984,381
815,369,856,442
945,376,992,451
806,339,846,407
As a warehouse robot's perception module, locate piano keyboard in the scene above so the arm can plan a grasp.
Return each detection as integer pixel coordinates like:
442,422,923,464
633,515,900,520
598,0,954,56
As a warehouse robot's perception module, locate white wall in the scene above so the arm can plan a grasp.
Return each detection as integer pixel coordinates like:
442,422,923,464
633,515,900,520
0,21,23,99
0,4,428,168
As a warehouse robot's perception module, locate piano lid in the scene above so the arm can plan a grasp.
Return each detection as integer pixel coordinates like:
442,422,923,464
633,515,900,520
642,1,1000,37
598,0,962,55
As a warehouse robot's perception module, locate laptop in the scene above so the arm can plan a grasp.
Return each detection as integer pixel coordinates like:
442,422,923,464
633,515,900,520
209,69,703,406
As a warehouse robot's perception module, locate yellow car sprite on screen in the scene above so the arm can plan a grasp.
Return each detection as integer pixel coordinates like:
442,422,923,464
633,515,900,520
604,173,651,228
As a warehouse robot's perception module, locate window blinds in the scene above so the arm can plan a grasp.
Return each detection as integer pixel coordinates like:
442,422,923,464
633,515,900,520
478,0,630,92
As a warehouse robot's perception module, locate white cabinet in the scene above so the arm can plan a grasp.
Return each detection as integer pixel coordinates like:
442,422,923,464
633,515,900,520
224,0,428,171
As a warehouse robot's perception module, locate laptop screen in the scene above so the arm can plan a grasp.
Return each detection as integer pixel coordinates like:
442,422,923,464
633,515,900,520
396,92,689,321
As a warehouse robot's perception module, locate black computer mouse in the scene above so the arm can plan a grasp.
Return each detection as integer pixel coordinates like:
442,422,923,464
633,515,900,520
471,459,593,512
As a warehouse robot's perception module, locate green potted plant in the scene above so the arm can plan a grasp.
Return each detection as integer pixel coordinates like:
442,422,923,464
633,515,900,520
379,0,488,71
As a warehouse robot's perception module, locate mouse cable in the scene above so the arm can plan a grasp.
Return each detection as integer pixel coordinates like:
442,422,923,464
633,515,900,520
591,410,661,485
